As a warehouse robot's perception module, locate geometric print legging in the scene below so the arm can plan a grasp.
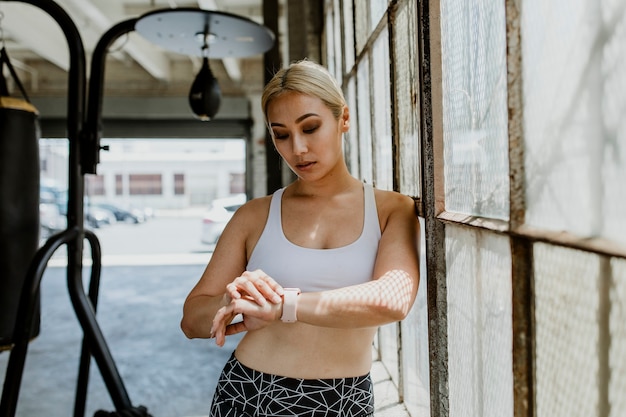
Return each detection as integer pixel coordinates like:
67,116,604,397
209,353,374,417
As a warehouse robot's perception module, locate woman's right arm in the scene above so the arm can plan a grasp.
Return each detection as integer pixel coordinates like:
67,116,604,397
180,198,279,339
180,212,248,338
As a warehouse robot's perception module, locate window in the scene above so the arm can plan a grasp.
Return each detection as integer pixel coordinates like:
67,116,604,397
174,173,185,195
229,173,245,194
115,174,123,195
85,174,105,196
129,174,162,195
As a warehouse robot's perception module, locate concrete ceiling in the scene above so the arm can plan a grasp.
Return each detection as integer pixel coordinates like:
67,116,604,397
0,0,283,99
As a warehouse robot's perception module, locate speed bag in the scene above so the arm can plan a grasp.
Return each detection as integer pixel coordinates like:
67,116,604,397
0,97,42,349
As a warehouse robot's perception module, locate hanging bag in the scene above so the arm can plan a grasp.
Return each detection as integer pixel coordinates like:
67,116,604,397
0,46,41,349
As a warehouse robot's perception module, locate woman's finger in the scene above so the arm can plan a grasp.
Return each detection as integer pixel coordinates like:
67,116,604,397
240,280,267,305
242,270,284,304
211,305,236,346
225,281,242,299
227,272,271,305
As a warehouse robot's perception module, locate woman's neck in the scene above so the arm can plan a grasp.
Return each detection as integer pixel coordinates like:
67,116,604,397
288,173,361,198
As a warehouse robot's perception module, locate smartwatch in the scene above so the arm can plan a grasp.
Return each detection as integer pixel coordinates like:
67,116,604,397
280,288,301,323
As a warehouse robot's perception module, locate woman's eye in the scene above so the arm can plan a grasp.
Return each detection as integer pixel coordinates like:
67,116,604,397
273,132,288,140
303,126,319,134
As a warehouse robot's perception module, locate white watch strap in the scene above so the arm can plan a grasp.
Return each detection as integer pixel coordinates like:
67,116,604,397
280,288,301,323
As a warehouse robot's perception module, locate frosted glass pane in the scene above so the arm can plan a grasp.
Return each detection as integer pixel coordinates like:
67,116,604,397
325,8,336,79
372,30,393,191
357,55,374,184
602,4,626,246
522,0,626,246
332,0,342,81
369,0,387,31
534,244,601,417
610,258,626,417
446,225,513,417
342,0,355,70
394,0,422,197
354,0,368,54
379,322,399,385
345,76,360,176
354,0,388,55
401,217,430,417
440,0,510,219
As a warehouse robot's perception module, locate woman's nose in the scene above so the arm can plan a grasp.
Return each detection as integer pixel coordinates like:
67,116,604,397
292,134,308,154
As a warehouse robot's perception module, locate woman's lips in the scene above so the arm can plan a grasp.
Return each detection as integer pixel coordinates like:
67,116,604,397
295,161,316,170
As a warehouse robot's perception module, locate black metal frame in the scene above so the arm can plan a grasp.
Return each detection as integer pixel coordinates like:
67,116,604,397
82,18,138,176
0,1,141,416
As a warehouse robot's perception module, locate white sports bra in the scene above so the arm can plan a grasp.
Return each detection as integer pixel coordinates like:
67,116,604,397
246,183,381,292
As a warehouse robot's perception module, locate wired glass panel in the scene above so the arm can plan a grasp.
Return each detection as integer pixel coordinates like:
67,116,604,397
372,29,393,191
357,54,374,184
440,0,510,219
394,0,422,197
522,0,626,245
534,244,603,417
445,225,513,417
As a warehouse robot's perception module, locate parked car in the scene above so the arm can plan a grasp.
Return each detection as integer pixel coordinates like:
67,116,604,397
39,201,67,239
40,186,67,238
93,203,145,224
201,194,246,245
85,205,116,229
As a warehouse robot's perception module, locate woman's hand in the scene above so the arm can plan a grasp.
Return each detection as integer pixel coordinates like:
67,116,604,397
210,269,284,346
210,296,282,346
225,269,284,306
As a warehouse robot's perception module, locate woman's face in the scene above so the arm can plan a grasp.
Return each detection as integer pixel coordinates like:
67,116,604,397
266,91,349,181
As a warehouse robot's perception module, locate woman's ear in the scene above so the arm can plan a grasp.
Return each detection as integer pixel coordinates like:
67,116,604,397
341,105,350,132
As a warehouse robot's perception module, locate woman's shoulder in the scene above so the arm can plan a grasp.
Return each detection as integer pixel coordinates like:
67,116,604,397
372,188,417,229
216,194,273,256
233,194,273,223
372,187,415,210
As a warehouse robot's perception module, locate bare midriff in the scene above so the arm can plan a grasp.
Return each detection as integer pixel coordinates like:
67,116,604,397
234,323,377,379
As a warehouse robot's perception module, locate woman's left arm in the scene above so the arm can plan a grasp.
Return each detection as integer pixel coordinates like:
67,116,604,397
297,191,420,328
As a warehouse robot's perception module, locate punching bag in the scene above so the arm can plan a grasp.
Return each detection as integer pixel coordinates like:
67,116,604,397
0,47,41,349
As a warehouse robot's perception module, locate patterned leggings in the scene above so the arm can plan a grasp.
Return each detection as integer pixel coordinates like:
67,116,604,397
209,353,374,417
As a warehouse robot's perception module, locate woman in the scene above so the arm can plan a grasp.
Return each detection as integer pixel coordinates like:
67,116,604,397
181,60,420,417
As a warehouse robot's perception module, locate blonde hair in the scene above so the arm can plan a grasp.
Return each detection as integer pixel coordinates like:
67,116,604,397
261,60,346,123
